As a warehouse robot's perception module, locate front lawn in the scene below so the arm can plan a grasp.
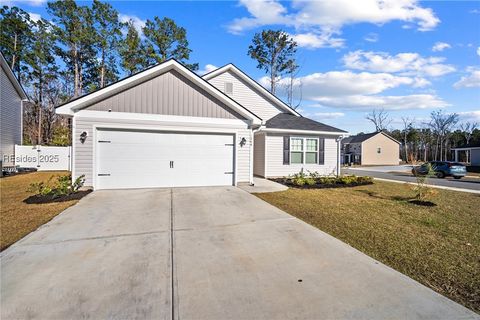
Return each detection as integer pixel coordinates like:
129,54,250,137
255,181,480,313
0,171,82,251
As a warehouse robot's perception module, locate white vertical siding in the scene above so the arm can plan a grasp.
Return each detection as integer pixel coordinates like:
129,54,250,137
207,70,283,121
0,66,22,166
265,133,338,177
74,116,251,187
253,132,266,177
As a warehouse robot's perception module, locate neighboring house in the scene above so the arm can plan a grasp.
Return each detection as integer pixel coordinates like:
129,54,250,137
342,131,400,166
452,144,480,166
56,59,346,190
1,52,28,168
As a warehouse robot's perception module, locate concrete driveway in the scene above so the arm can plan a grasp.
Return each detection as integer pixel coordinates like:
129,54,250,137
1,187,478,319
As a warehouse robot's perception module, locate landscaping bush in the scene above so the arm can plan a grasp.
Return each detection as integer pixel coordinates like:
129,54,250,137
26,174,88,203
273,171,373,189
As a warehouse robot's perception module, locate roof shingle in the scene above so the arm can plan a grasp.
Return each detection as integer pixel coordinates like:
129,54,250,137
265,113,347,133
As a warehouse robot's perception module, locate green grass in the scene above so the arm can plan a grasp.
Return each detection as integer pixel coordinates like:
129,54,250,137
0,171,80,251
255,181,480,313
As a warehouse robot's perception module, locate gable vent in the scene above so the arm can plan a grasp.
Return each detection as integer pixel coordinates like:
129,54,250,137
224,82,233,95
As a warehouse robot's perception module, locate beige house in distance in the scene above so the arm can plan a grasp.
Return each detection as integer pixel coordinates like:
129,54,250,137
342,131,400,165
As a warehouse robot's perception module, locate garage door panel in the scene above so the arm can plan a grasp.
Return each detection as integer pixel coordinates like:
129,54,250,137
96,129,235,189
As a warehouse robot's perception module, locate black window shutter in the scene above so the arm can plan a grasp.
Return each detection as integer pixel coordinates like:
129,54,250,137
318,138,325,165
283,136,290,165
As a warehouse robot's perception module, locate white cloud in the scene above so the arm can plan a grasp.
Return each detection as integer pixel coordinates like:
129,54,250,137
261,70,420,97
432,42,451,52
7,0,47,7
197,64,218,75
28,12,42,22
314,94,449,110
314,112,345,119
454,67,480,89
458,111,480,121
291,30,344,49
342,50,456,77
119,14,146,35
364,32,379,43
477,47,480,56
228,0,290,35
260,69,447,111
228,0,440,38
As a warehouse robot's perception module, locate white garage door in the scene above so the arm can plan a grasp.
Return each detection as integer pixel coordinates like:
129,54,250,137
96,129,235,189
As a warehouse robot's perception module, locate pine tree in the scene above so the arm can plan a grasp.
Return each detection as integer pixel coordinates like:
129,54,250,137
0,6,33,82
92,0,121,88
248,30,297,94
47,0,97,97
119,20,148,75
25,18,59,144
143,16,198,70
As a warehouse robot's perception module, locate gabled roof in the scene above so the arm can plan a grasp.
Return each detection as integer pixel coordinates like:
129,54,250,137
55,59,262,125
265,113,347,134
0,51,28,100
343,131,400,144
202,63,301,117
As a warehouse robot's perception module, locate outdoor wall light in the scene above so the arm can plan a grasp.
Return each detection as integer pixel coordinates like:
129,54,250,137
80,131,88,144
240,137,247,147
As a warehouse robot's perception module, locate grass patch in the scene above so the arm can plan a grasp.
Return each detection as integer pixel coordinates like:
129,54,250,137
0,171,83,251
255,181,480,313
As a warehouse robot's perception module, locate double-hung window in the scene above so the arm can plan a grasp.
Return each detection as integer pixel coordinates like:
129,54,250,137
290,137,318,164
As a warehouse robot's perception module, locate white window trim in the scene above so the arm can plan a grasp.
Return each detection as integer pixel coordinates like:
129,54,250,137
290,137,319,165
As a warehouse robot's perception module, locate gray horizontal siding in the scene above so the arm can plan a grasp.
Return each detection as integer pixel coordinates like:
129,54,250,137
88,70,244,120
1,66,22,166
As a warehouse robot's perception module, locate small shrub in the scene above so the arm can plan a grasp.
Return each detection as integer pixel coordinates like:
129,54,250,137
411,163,436,202
27,174,85,198
72,175,86,193
307,171,322,179
28,176,55,196
280,171,373,188
305,177,316,186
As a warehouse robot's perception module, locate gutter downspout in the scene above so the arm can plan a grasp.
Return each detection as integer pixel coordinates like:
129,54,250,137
336,135,344,177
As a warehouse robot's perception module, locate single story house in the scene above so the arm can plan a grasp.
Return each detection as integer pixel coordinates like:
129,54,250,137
1,52,28,169
452,143,480,166
342,131,400,166
56,59,347,190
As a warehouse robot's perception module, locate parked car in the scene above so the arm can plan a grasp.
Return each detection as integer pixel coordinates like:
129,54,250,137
412,161,467,179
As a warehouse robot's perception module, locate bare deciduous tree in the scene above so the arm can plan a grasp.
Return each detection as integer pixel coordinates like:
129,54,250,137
283,60,302,109
459,121,478,145
366,108,391,132
459,121,478,162
428,110,459,161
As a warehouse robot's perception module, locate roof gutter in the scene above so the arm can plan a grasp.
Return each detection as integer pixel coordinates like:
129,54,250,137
260,128,349,136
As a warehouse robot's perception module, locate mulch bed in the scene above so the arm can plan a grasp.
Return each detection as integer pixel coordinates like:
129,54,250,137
409,199,437,207
270,179,373,189
23,190,92,204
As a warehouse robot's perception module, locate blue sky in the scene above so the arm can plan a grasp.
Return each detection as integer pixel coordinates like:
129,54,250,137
11,0,480,134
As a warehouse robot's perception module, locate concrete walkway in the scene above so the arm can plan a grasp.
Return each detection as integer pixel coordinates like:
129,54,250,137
1,187,478,319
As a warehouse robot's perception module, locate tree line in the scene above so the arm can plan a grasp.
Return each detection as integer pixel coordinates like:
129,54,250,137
365,109,479,163
1,0,198,146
